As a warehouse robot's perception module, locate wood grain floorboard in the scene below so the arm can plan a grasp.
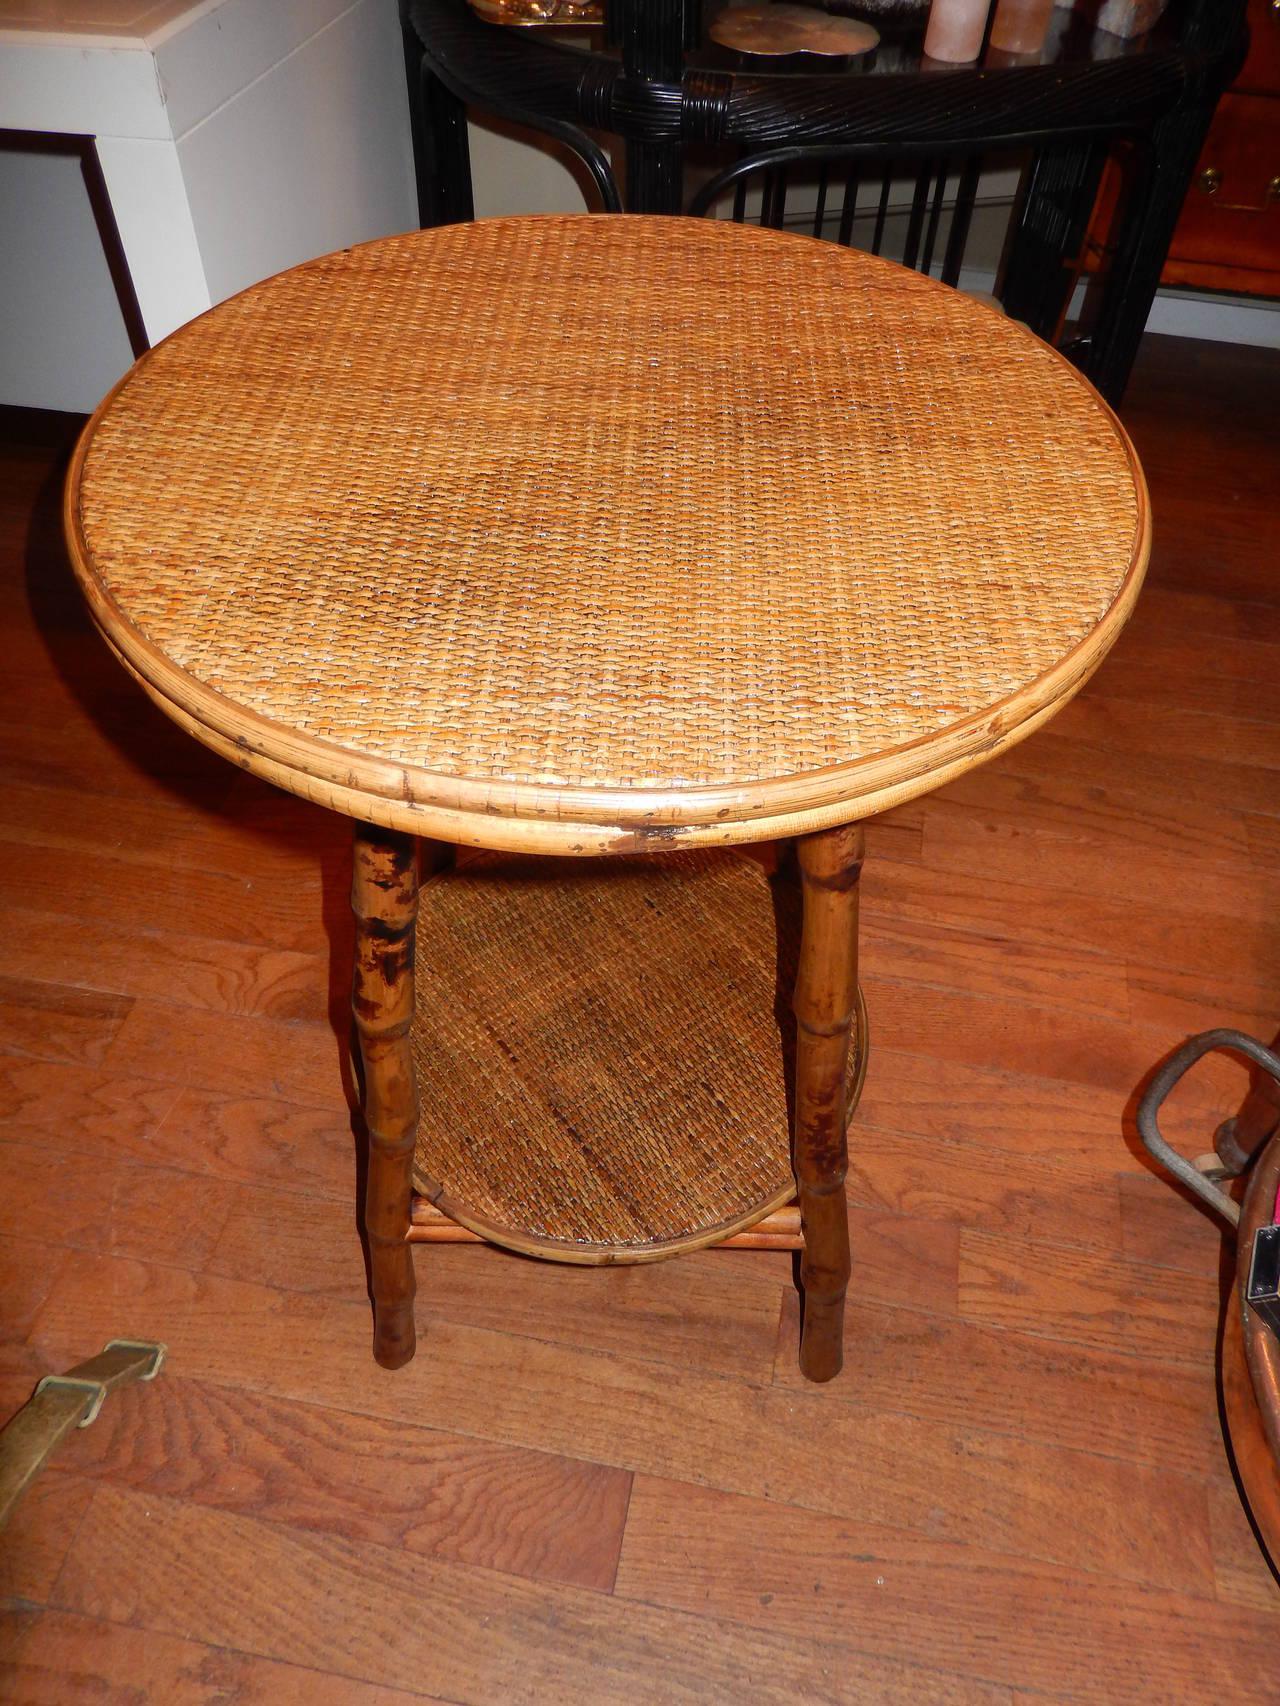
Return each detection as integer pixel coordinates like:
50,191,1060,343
613,1476,1277,1706
854,1047,1141,1166
957,1229,1223,1364
988,724,1280,824
0,1234,71,1341
1125,962,1279,1042
50,1484,1013,1706
863,974,1247,1116
0,975,133,1071
861,911,1132,1021
0,1608,452,1705
922,760,1255,865
1245,811,1280,869
1117,1171,1232,1276
100,1002,349,1110
3,338,1277,1698
0,1475,95,1605
844,1125,1127,1251
769,1290,1224,1480
0,903,328,1022
31,1373,633,1593
0,840,330,959
0,1055,354,1198
1207,1476,1280,1613
920,803,1276,925
0,1141,240,1270
27,1253,1217,1594
866,853,1280,999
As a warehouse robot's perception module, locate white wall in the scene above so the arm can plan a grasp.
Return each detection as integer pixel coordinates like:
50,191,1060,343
0,0,418,412
467,117,592,220
0,148,136,413
176,0,419,306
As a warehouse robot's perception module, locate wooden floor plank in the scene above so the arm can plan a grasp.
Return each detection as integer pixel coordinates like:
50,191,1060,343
0,1234,72,1342
1208,1475,1280,1613
209,1182,790,1381
863,973,1247,1116
28,1252,1217,1595
854,1048,1140,1168
0,840,330,959
0,1142,239,1272
49,1484,1013,1706
1125,962,1278,1042
0,1608,450,1705
866,852,1280,1000
614,1475,1278,1706
921,799,1276,925
35,1373,633,1594
1087,623,1280,726
0,975,133,1071
0,904,328,1023
769,1290,1224,1480
1049,691,1280,774
0,1475,95,1606
844,1125,1126,1253
923,758,1254,866
1118,1171,1234,1278
0,1056,180,1155
100,1002,348,1110
861,911,1131,1021
989,724,1280,824
957,1228,1223,1364
1245,811,1280,870
0,1056,354,1199
1106,583,1280,651
0,774,339,879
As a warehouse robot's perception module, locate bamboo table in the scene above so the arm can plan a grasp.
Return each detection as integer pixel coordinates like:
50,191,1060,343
65,215,1150,1383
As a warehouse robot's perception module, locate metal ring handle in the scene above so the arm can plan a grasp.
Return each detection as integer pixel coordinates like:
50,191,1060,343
1136,1029,1280,1229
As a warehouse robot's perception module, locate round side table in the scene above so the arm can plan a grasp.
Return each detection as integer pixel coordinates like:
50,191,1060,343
65,216,1149,1383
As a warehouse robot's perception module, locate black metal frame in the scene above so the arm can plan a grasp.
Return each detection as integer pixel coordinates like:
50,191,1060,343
401,0,1247,401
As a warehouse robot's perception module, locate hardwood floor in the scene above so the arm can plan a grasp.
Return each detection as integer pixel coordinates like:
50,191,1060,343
1,333,1278,1702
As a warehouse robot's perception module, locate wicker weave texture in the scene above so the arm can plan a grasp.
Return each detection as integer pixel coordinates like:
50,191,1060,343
411,851,795,1255
71,216,1146,840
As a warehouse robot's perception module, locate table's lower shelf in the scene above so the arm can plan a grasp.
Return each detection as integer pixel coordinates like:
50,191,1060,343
410,849,865,1266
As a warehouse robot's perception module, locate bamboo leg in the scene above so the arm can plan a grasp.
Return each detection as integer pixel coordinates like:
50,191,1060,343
352,825,421,1369
793,822,864,1383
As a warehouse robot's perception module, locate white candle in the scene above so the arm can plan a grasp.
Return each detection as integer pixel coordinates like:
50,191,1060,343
923,0,992,62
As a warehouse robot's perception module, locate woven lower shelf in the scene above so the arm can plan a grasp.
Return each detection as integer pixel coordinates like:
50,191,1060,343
411,849,851,1265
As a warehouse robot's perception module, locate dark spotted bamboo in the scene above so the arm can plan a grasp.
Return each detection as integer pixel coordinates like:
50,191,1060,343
793,822,864,1383
352,825,422,1369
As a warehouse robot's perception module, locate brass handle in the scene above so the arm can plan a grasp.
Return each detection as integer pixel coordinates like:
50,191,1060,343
1197,166,1222,195
1269,176,1280,202
0,1340,166,1528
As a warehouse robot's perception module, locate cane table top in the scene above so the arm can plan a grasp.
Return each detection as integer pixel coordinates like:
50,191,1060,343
66,215,1149,856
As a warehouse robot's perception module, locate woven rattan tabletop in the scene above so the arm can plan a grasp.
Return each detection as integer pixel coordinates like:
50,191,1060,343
67,215,1148,855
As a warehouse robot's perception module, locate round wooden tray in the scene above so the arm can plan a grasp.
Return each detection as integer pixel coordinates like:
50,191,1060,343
411,849,866,1263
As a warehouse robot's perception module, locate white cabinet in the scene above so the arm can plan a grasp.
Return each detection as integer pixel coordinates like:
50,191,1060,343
0,0,418,409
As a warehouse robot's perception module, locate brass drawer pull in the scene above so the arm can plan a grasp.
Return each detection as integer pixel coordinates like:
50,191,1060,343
0,1339,166,1528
